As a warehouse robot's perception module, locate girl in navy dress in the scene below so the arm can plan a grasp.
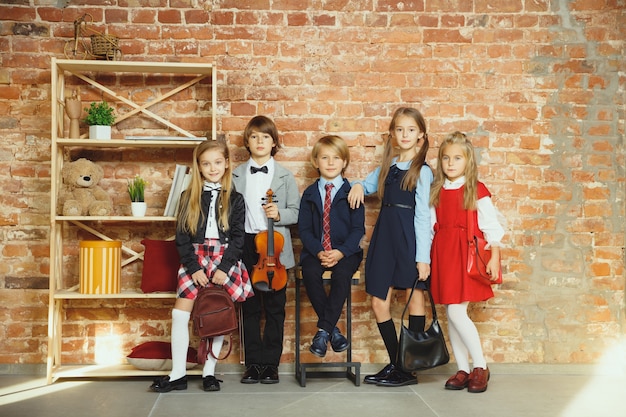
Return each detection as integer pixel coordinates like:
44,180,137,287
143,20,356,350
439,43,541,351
150,140,253,393
429,131,504,393
348,107,433,387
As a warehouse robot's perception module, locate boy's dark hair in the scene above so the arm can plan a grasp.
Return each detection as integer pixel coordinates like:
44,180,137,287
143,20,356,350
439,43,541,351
242,115,281,156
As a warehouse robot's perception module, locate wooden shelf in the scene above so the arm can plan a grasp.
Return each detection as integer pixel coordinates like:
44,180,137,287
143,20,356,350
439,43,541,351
55,216,176,222
54,289,177,300
56,138,204,148
54,59,215,75
50,364,202,381
48,58,217,385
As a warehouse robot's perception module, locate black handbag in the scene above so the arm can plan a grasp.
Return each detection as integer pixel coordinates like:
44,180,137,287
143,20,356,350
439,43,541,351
397,279,450,372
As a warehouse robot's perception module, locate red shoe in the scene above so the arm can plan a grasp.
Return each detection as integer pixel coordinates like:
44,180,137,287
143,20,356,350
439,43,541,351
445,370,470,390
468,367,490,393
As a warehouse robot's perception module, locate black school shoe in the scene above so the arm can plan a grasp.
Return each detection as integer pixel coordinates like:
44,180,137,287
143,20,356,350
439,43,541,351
376,368,418,387
259,365,279,384
330,327,349,352
363,363,395,385
310,329,329,357
150,375,188,392
241,364,262,384
203,375,222,392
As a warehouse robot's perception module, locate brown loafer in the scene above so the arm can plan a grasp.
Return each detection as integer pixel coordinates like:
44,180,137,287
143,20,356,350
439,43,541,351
445,370,470,390
468,367,490,393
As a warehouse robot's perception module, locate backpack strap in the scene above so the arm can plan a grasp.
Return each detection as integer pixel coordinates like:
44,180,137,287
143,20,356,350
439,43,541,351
197,335,233,364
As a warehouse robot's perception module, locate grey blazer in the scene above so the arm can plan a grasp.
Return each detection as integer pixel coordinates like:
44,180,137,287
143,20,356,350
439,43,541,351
233,161,301,269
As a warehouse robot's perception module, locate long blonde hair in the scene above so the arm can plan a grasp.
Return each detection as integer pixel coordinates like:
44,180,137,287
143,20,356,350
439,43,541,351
177,140,233,235
430,131,478,210
377,107,429,197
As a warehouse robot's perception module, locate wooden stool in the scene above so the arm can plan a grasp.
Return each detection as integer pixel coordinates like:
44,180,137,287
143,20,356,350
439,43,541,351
294,269,361,387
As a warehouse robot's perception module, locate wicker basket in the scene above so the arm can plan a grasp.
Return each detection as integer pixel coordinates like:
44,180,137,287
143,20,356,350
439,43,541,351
90,34,119,56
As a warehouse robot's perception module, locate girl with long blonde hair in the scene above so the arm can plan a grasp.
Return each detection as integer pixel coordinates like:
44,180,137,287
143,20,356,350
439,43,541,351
150,140,253,394
429,131,505,393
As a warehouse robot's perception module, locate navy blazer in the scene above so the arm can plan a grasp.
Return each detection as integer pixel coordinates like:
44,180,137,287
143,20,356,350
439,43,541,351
298,178,365,263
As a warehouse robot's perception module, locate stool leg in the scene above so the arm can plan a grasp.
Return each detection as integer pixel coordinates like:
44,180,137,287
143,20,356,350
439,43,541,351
295,276,301,383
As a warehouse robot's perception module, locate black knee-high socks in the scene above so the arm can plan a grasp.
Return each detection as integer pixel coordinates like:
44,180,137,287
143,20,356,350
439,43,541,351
377,320,398,364
378,315,426,365
409,315,426,333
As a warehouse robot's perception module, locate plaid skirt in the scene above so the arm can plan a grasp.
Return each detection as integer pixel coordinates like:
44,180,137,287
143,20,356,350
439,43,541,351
177,238,254,302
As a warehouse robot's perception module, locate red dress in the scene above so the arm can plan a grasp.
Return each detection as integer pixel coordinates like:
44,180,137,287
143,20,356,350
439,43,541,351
430,182,494,305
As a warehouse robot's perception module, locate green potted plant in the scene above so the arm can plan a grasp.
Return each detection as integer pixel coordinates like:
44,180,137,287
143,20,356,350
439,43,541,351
127,175,147,216
84,101,115,139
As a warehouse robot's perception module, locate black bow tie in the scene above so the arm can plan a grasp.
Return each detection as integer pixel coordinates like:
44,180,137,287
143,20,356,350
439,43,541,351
250,165,268,174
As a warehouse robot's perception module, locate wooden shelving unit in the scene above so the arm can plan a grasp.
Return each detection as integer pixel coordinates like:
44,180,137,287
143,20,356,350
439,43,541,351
47,58,216,384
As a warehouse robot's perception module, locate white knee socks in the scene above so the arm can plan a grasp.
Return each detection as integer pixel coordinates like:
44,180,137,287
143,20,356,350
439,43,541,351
202,335,224,377
169,308,190,381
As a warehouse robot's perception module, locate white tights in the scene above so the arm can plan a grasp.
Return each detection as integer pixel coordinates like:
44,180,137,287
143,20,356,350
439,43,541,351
446,302,487,372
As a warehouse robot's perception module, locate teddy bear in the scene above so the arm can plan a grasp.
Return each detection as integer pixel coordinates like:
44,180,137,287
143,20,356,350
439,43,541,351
58,158,113,216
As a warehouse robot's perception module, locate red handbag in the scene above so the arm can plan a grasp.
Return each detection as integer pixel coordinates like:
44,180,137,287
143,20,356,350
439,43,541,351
466,209,502,285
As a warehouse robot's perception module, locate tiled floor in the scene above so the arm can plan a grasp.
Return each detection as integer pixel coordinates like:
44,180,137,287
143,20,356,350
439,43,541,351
0,363,623,417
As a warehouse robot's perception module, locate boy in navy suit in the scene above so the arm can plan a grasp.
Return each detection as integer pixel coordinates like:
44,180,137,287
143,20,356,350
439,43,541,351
298,135,365,357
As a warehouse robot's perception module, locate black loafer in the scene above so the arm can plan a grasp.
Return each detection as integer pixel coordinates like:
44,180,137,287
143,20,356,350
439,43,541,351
259,365,279,384
376,368,418,387
309,329,329,357
149,375,188,392
330,327,349,352
363,363,395,385
202,375,222,392
241,364,262,384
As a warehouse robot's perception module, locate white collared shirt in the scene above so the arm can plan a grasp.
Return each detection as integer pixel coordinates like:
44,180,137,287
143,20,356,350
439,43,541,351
318,175,343,205
244,158,275,234
204,182,221,239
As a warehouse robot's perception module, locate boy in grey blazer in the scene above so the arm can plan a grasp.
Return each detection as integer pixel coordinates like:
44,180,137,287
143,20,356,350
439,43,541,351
232,116,300,384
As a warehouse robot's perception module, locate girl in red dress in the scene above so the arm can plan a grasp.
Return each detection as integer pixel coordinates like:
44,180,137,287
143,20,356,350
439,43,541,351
429,131,505,393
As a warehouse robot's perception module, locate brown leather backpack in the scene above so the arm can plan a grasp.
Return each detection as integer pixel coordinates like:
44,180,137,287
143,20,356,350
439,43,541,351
191,286,238,363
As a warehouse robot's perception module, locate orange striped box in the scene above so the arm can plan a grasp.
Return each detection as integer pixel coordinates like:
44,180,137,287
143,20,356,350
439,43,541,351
79,241,122,294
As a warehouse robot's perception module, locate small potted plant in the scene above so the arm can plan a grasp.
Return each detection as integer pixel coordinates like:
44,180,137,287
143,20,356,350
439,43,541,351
84,101,115,140
127,175,147,216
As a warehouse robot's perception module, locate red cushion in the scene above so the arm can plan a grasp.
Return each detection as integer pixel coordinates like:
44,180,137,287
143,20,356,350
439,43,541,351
140,239,180,293
127,341,197,371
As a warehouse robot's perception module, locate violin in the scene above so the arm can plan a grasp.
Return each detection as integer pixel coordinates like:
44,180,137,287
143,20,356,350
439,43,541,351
252,189,288,292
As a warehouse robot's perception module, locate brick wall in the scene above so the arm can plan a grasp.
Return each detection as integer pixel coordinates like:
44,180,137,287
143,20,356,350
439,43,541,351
0,1,624,368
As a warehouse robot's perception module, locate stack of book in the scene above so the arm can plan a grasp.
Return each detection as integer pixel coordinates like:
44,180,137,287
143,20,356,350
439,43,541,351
164,164,191,217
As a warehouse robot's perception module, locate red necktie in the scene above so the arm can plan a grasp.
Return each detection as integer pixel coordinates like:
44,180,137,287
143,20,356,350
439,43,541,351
322,183,333,251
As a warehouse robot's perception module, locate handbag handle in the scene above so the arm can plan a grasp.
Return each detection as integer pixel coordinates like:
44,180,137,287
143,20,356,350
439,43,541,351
467,207,475,244
401,276,437,324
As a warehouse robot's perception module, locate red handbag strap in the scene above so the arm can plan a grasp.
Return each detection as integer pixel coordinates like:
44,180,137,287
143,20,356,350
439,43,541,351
467,208,475,243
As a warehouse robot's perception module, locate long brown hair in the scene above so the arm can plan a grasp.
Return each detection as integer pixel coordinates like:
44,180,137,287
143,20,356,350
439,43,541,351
243,115,281,156
377,107,429,197
430,131,478,210
177,140,233,235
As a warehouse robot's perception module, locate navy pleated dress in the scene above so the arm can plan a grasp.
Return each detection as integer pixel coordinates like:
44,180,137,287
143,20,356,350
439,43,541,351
365,164,429,300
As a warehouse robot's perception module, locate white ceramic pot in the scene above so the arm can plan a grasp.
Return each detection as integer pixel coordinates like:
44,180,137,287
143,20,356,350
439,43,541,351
131,202,147,217
89,125,112,140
